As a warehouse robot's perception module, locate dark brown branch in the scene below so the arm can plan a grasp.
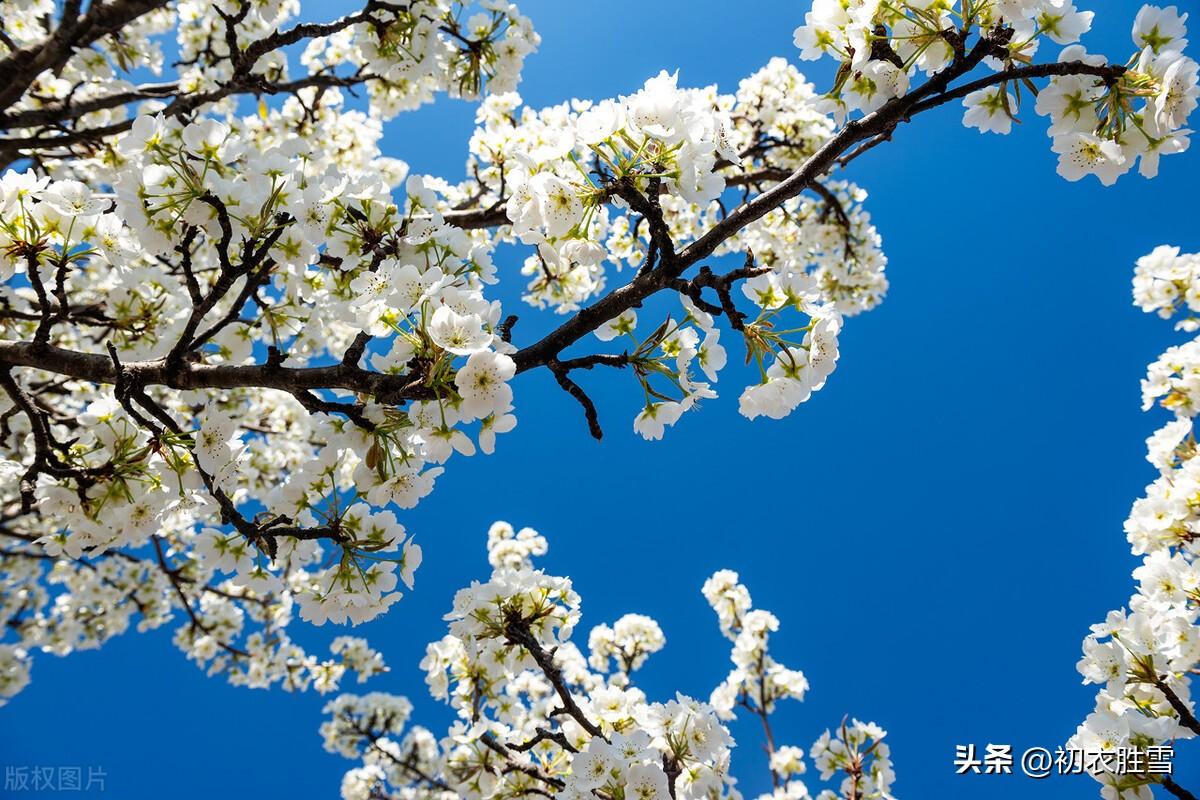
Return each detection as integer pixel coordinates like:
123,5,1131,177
547,363,601,440
512,727,577,754
615,177,675,272
0,366,105,511
905,60,1126,117
0,82,179,128
443,204,509,230
0,340,433,403
0,0,171,115
291,388,376,432
663,754,681,800
1163,778,1199,800
0,30,1130,454
677,256,768,332
511,43,1123,376
1154,678,1200,736
153,536,250,659
503,618,605,740
547,354,629,441
496,314,519,344
478,733,565,792
365,736,456,793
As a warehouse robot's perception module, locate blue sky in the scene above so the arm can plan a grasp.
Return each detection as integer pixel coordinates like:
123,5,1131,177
3,1,1200,798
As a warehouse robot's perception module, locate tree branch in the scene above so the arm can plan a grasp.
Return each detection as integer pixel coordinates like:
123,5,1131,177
1163,778,1199,800
503,617,605,740
1154,678,1200,736
0,0,171,115
0,28,1129,454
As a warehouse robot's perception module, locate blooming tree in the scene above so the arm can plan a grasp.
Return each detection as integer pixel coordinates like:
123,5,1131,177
1070,245,1200,800
321,523,897,800
0,0,1197,797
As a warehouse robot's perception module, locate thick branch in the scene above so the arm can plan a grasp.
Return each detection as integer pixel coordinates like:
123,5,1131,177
906,60,1126,117
0,340,432,404
0,0,170,115
0,82,179,128
514,46,1123,372
0,34,1129,446
443,204,509,230
1163,778,1199,800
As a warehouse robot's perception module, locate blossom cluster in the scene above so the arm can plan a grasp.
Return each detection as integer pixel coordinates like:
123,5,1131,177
447,57,889,435
0,0,537,140
1,0,1194,722
320,522,896,800
2,123,517,532
705,570,811,718
704,570,895,800
0,90,522,695
301,0,539,113
793,2,1197,185
1071,245,1200,799
1134,244,1200,331
0,0,542,690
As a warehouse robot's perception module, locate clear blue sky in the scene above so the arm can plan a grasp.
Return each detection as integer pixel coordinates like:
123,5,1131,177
3,2,1199,798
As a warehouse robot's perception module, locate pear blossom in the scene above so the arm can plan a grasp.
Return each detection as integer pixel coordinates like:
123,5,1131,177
1071,245,1200,799
0,17,1196,799
963,88,1016,134
315,524,902,800
454,351,516,420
